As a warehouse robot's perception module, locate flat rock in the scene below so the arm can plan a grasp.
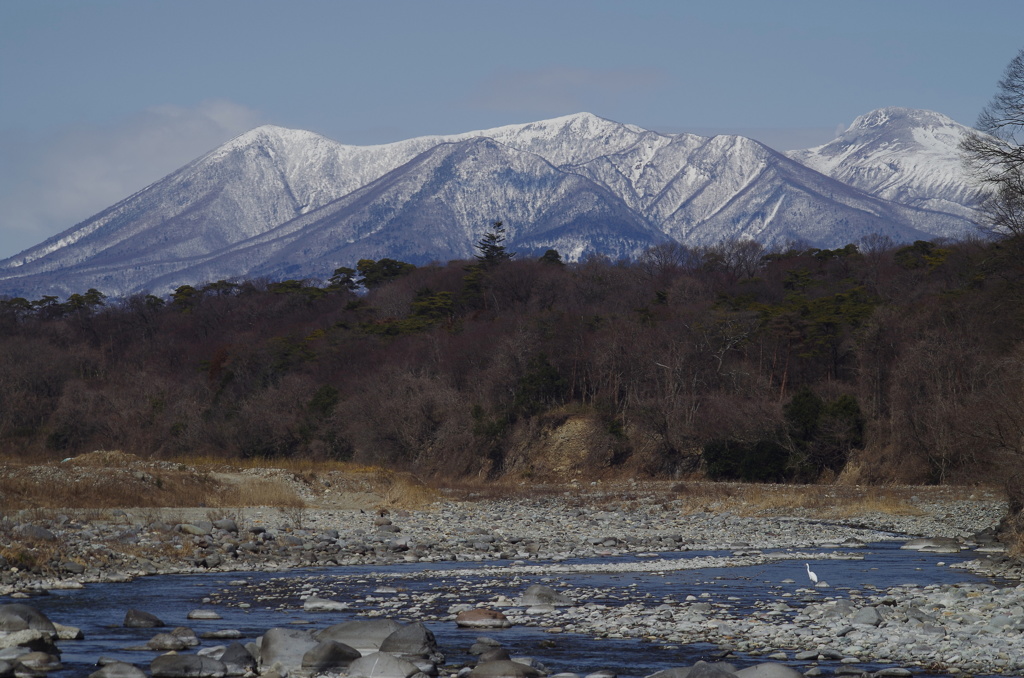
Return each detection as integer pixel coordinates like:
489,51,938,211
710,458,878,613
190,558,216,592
199,630,243,640
456,609,512,629
471,660,542,678
177,523,213,536
187,609,221,620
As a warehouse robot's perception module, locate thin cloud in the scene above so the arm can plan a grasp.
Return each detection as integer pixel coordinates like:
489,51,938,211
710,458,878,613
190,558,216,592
469,66,665,113
0,100,264,260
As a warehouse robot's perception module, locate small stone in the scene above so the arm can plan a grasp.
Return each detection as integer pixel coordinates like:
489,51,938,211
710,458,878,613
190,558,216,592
303,596,349,612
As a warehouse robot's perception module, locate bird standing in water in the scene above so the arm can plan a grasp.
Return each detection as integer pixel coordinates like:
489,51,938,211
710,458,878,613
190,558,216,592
805,563,819,584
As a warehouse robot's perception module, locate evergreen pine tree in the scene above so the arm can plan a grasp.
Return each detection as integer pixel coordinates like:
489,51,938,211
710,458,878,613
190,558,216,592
475,221,515,267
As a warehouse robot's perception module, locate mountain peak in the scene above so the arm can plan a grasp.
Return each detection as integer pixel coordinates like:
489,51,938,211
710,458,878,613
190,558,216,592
788,107,981,218
213,124,338,157
840,107,965,141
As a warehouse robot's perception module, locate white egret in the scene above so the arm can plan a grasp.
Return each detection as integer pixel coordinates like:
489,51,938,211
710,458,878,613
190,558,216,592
805,563,819,584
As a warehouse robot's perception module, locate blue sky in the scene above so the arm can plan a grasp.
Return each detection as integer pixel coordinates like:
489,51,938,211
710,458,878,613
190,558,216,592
0,0,1021,260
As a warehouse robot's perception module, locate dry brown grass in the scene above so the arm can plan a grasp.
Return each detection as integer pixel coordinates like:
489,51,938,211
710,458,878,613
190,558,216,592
724,484,927,517
0,531,67,573
0,463,219,511
0,448,998,521
167,453,382,477
435,477,989,521
211,477,306,509
0,452,304,511
371,469,438,510
663,480,1001,518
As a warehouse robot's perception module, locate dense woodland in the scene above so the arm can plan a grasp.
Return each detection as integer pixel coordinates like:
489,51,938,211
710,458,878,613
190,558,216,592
2,227,1024,491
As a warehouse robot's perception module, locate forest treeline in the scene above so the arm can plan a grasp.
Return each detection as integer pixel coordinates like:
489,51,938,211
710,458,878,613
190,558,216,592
3,231,1024,488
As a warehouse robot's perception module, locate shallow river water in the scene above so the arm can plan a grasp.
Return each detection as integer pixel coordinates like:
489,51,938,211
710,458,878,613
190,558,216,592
23,542,1002,678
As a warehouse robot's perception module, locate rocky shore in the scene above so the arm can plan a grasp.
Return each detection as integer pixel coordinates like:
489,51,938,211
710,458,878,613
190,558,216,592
1,485,1021,676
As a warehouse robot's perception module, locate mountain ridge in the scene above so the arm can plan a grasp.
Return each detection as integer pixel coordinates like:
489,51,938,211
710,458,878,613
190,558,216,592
0,108,985,298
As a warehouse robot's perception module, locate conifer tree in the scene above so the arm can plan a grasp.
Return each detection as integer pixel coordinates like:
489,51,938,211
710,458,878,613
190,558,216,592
475,221,515,267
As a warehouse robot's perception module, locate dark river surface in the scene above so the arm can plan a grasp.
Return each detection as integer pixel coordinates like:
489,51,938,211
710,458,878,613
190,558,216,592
18,542,1003,678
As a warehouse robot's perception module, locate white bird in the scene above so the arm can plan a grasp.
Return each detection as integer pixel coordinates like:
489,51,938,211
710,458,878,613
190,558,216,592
805,563,819,584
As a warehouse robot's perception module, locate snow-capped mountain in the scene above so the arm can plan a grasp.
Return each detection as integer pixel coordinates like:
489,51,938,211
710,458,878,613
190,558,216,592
0,110,982,298
788,107,984,222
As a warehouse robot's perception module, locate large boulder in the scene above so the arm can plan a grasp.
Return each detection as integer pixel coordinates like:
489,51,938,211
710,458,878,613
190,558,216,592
380,622,441,660
177,522,213,536
219,643,257,675
150,654,227,678
212,519,238,533
259,628,318,673
518,584,572,607
15,525,56,541
0,604,56,634
647,663,738,678
347,651,422,678
851,606,883,627
302,640,362,671
124,609,165,628
315,619,404,653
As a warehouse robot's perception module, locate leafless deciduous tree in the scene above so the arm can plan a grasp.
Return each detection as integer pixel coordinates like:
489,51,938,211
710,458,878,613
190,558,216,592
961,48,1024,237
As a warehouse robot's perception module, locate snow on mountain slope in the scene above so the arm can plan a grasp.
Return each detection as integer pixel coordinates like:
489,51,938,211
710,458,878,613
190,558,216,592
0,126,347,276
141,137,666,291
788,107,984,221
